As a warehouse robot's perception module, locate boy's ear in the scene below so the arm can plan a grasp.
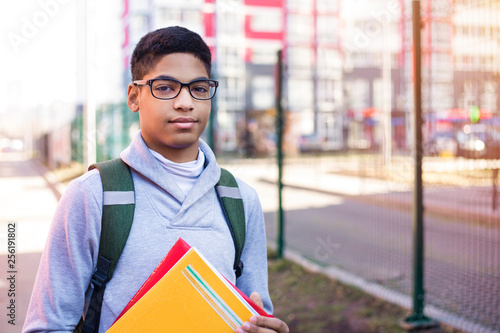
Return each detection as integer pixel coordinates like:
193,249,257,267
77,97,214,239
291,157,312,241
127,83,140,113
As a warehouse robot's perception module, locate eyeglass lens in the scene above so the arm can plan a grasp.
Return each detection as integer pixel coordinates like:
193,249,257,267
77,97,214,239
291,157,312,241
151,79,216,100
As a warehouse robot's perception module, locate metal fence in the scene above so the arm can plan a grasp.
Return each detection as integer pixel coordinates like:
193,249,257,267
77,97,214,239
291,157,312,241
52,1,500,331
260,1,500,331
262,153,499,333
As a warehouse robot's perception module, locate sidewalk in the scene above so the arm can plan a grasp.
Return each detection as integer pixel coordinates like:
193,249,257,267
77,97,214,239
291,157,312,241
222,157,500,224
0,152,60,332
279,170,500,223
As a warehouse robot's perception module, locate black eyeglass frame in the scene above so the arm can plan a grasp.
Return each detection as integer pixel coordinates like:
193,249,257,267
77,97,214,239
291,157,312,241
133,78,219,101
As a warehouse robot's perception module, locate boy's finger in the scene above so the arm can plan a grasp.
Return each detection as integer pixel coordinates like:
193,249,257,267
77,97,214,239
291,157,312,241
249,316,290,333
250,292,264,309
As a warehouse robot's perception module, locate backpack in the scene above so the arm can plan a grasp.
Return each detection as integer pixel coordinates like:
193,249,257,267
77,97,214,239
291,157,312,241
76,158,246,333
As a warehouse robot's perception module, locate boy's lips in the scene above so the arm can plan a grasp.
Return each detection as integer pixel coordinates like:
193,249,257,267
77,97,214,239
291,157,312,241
169,117,197,130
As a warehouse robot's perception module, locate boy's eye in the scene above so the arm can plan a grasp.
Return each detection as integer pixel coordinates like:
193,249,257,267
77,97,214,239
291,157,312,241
153,81,177,92
156,85,173,91
191,84,209,93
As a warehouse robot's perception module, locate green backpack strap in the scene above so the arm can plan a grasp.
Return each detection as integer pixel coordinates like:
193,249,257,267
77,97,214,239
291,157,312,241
79,158,135,333
216,168,246,278
90,158,135,278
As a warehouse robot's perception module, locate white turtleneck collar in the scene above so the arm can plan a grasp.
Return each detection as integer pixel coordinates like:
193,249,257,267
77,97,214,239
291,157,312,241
148,148,205,196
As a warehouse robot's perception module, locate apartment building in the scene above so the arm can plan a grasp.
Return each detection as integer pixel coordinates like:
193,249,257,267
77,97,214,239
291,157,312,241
452,0,500,119
115,0,500,154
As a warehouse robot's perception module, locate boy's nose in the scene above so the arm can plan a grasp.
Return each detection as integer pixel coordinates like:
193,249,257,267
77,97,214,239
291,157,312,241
173,86,194,110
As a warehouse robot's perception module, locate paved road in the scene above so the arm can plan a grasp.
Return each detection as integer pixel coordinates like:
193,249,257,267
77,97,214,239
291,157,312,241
0,152,58,333
262,197,500,331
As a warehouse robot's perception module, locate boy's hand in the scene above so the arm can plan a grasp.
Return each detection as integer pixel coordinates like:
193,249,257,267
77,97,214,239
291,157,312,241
235,292,290,333
236,315,290,333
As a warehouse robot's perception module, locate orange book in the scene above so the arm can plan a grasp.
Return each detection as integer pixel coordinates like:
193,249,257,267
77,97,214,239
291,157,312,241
107,238,272,332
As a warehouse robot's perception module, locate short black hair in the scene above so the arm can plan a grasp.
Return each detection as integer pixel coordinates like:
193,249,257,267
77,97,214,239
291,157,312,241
130,26,212,81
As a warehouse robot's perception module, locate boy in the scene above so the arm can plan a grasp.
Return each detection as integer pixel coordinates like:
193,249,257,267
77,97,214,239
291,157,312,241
23,26,289,333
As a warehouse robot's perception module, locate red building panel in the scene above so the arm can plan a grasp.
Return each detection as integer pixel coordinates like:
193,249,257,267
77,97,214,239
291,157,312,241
203,12,214,38
245,0,282,8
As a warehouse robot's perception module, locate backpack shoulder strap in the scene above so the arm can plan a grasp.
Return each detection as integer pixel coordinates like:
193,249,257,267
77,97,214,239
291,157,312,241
79,158,135,333
215,168,246,278
89,157,135,278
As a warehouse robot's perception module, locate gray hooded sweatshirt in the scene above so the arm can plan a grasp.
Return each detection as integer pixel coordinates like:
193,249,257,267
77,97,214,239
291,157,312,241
23,132,272,332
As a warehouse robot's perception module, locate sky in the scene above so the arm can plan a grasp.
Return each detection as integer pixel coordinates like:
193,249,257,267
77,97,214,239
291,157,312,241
0,1,78,111
0,1,124,138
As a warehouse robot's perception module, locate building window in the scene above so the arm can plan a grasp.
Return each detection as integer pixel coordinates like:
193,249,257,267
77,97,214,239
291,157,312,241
182,9,201,23
317,48,341,72
431,0,451,16
454,55,463,70
131,13,149,31
219,76,245,111
221,47,241,67
430,82,453,110
288,46,314,69
317,0,338,13
160,8,181,24
288,14,313,42
250,12,282,33
317,15,338,44
288,78,313,110
345,79,370,110
373,78,394,111
251,47,280,65
317,79,336,104
350,51,376,68
481,81,498,111
219,11,242,35
252,75,275,110
157,8,202,32
288,0,311,12
431,22,451,47
431,52,452,77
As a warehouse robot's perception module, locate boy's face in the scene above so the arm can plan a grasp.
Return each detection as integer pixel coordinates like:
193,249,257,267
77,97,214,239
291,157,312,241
127,53,211,162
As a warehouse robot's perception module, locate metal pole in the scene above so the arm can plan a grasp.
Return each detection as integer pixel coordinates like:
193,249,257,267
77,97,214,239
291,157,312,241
209,74,217,152
402,1,438,329
276,49,285,259
83,0,96,167
208,0,218,153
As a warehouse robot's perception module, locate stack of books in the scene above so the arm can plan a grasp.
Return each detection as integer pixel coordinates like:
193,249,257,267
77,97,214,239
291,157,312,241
107,238,272,332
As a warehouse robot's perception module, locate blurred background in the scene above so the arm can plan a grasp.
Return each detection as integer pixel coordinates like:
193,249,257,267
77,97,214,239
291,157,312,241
1,0,500,332
2,0,500,163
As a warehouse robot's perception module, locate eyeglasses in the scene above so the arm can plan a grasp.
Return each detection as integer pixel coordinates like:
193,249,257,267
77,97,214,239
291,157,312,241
133,78,219,100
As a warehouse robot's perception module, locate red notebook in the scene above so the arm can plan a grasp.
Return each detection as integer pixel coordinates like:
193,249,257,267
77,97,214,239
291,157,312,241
114,237,272,323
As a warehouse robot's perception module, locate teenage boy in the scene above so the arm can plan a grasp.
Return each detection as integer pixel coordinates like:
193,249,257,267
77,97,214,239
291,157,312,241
23,26,289,333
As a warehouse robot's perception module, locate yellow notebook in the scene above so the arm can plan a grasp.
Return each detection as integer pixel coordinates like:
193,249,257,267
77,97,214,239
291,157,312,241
107,246,261,332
